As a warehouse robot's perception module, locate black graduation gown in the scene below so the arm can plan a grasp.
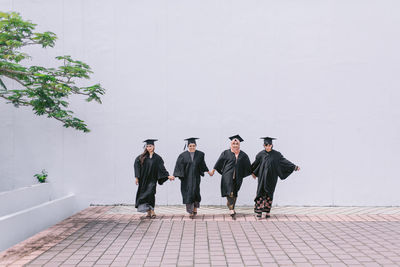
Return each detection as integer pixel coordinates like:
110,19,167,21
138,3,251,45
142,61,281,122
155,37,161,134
173,150,209,204
251,149,296,200
214,149,252,197
134,153,169,208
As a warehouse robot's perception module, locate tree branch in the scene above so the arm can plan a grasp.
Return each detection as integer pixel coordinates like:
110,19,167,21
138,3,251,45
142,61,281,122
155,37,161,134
0,73,27,87
0,12,103,132
0,93,72,125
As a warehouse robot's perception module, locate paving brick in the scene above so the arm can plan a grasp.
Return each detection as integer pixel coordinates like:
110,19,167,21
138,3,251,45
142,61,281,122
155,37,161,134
0,206,399,266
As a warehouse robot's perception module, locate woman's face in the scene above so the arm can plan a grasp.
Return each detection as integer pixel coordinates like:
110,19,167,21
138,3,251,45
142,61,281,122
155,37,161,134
264,144,272,152
231,139,240,151
146,144,154,153
188,143,196,152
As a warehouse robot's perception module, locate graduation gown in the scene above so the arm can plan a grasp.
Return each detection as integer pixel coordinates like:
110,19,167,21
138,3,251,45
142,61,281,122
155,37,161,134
214,149,252,197
251,149,296,200
134,153,169,208
173,150,209,204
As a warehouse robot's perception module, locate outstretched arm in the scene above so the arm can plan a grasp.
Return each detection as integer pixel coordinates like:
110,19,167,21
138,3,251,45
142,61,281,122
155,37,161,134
173,154,185,178
279,154,298,180
157,157,172,184
199,154,209,177
251,153,262,178
213,151,226,175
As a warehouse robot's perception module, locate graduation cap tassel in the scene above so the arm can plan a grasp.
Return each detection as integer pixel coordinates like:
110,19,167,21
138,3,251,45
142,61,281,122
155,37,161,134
183,143,187,151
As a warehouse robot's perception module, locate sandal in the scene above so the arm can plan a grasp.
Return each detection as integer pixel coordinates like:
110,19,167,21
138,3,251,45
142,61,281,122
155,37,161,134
265,214,271,219
149,210,156,219
230,211,237,220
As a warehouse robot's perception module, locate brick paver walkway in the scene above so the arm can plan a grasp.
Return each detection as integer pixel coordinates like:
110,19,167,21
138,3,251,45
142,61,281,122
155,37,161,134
1,206,399,266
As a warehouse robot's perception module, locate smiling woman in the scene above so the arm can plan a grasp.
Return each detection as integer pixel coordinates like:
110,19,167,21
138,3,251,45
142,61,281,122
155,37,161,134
210,135,252,219
134,139,174,218
173,138,212,218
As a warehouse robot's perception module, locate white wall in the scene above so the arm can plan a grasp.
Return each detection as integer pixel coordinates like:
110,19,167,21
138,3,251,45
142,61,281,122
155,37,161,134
1,0,399,206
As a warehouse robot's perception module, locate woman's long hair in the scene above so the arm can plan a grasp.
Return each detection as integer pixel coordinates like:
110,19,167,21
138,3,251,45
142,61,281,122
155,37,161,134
139,148,149,165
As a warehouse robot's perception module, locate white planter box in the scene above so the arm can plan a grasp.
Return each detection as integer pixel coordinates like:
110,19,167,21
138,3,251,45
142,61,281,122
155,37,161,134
0,194,78,252
0,183,53,217
0,184,79,252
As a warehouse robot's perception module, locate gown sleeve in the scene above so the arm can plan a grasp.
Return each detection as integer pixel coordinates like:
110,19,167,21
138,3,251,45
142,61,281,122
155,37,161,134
173,154,185,178
241,153,252,178
199,153,209,177
134,156,141,179
157,156,170,185
213,151,226,174
251,153,262,177
279,154,296,180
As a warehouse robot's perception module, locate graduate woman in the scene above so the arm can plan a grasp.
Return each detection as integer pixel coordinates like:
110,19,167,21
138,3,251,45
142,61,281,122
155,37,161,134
251,137,300,219
173,138,212,218
209,135,252,218
134,139,174,218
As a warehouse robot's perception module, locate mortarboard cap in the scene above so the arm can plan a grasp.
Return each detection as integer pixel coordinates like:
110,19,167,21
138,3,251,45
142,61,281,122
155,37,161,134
229,134,244,142
260,137,276,145
143,139,158,145
184,137,199,145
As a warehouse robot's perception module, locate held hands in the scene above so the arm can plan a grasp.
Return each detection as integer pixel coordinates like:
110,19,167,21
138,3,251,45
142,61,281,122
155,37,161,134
209,169,215,176
168,175,175,181
135,178,139,185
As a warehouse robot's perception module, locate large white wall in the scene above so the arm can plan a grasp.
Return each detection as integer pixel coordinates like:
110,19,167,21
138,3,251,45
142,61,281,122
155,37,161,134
1,0,399,207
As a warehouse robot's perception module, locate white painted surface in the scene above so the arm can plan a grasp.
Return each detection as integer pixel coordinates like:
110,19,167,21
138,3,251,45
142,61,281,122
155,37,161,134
0,0,399,206
0,194,77,252
0,184,54,217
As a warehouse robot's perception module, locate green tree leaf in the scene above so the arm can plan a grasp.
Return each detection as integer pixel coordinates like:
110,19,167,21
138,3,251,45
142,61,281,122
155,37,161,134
0,12,105,132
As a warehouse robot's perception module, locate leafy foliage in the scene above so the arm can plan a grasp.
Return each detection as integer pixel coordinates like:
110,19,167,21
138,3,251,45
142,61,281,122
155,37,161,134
0,12,105,132
34,169,48,183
